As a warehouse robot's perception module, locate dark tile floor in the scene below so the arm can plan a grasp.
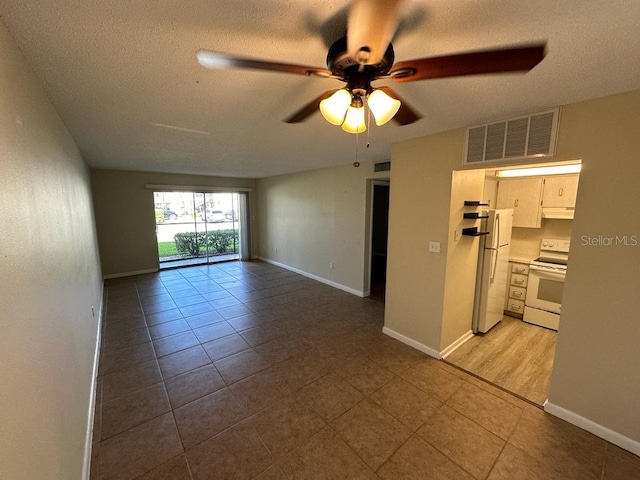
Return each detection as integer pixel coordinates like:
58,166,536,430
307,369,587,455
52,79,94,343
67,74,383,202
91,260,640,479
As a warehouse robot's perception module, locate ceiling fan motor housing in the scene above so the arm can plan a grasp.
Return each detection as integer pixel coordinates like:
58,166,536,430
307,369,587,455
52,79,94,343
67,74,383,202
326,36,395,80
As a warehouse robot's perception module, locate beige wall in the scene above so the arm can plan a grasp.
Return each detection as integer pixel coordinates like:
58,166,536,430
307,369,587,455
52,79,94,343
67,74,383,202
91,169,256,277
0,19,103,480
384,129,464,349
256,162,388,294
441,170,485,349
385,89,640,449
482,175,499,208
548,91,640,444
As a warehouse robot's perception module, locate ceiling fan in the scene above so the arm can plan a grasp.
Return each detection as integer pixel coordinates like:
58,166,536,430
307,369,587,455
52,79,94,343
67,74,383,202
196,0,546,133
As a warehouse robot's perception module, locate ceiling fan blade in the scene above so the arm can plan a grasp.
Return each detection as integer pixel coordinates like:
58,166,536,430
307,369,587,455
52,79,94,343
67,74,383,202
284,90,339,123
376,86,422,125
196,50,332,77
389,44,546,83
347,0,402,65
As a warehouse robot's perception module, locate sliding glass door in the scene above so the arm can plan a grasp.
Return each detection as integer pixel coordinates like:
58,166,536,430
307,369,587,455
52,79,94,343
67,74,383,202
154,190,247,268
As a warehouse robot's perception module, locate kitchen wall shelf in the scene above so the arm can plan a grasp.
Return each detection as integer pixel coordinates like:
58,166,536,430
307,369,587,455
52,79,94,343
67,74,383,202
462,227,490,237
463,201,490,237
463,212,489,219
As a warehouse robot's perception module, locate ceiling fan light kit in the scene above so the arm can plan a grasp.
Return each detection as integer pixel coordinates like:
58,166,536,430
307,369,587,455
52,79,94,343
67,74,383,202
195,0,546,136
319,87,400,132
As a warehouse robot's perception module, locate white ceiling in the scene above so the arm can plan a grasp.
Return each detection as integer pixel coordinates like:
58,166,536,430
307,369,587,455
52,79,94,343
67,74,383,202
2,0,640,178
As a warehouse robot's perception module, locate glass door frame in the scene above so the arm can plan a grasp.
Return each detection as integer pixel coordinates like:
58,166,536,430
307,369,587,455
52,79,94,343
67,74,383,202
151,187,250,268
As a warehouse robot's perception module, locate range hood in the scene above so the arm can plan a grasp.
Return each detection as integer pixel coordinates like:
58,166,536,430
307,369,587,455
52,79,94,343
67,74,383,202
542,207,575,219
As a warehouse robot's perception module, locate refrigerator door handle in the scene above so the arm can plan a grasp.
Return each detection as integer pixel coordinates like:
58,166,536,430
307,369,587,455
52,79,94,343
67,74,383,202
490,249,498,281
495,213,501,248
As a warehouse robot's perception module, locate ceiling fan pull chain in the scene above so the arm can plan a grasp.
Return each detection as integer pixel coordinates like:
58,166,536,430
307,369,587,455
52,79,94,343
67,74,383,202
366,102,371,148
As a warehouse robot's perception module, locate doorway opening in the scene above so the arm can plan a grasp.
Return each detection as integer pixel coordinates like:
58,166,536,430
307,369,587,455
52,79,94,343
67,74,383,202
369,181,390,302
154,191,248,268
443,161,581,405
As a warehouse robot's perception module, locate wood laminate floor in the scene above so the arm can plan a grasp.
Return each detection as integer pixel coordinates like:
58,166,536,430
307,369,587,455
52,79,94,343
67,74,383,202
445,316,557,405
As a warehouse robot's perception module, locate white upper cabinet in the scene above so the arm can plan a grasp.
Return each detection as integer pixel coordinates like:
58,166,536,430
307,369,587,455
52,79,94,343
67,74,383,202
496,173,580,226
542,174,580,208
496,177,543,228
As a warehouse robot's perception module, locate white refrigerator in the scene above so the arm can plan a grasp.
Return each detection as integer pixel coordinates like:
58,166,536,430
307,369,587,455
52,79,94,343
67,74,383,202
472,209,514,333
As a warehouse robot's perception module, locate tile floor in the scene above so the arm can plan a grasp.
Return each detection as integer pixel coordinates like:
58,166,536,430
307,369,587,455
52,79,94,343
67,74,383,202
91,260,640,480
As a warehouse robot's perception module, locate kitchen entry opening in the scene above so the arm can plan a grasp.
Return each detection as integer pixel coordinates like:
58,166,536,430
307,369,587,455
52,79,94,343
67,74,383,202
153,191,249,268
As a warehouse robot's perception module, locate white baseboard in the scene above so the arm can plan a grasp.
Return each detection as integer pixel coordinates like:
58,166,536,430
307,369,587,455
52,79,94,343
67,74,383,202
382,327,442,359
82,292,104,480
544,401,640,457
440,330,475,359
103,268,158,280
257,257,366,297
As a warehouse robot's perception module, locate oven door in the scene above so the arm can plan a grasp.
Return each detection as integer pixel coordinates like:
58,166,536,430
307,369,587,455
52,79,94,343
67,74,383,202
525,265,565,314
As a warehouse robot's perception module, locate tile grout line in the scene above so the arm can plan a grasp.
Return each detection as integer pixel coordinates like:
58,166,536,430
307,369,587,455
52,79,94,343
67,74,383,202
484,435,510,480
97,262,389,478
139,281,186,480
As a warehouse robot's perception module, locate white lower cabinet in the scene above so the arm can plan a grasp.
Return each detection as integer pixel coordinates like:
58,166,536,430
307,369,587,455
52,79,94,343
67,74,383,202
505,262,530,317
507,298,525,315
508,285,527,301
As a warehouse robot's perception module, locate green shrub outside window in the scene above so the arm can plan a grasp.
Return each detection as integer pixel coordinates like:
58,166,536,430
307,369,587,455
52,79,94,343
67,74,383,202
173,230,238,257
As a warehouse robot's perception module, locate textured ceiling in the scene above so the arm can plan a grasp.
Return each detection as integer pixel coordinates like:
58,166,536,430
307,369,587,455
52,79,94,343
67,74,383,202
2,0,640,178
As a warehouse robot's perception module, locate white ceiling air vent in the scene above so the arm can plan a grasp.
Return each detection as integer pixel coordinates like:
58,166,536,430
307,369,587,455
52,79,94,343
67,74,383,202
374,161,391,172
464,108,560,165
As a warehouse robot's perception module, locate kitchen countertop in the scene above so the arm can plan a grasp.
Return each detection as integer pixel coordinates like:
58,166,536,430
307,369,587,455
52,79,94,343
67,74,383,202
509,256,536,264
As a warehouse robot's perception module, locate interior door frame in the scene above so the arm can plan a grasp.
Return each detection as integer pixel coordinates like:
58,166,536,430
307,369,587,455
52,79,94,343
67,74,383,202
364,179,390,297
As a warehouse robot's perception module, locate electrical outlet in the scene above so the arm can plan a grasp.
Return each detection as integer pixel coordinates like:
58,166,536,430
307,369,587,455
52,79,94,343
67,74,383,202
454,230,461,242
329,262,334,269
428,241,441,253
